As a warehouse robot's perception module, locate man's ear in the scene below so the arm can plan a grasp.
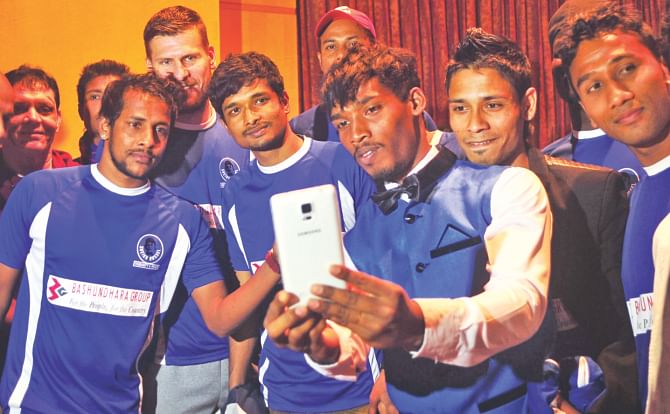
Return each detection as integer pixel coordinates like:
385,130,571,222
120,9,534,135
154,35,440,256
522,87,538,122
281,91,290,114
146,57,153,72
99,117,111,140
408,87,426,116
208,45,216,70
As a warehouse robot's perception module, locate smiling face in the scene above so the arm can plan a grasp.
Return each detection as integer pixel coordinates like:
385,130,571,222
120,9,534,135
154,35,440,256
147,27,215,114
448,67,536,167
7,82,60,154
220,78,289,153
330,78,427,182
318,19,372,74
569,30,670,165
98,89,171,188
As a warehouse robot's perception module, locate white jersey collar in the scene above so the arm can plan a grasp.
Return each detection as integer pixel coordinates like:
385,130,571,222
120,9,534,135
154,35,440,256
257,137,312,175
91,164,151,196
174,102,218,131
644,153,670,176
574,128,606,140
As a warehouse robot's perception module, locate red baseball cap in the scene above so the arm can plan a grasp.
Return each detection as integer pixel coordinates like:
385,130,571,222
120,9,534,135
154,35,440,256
315,6,377,41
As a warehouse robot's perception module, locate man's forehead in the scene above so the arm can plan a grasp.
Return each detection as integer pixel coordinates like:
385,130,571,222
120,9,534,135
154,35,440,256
148,28,207,57
13,81,56,100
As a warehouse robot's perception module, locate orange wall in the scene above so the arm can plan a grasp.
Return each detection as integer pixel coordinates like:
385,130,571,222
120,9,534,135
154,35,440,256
0,1,221,157
219,0,299,118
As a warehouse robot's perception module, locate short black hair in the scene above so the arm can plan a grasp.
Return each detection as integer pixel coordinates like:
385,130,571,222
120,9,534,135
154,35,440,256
77,60,130,121
208,52,286,118
321,44,420,112
99,73,180,128
6,65,60,109
554,2,660,98
445,28,531,100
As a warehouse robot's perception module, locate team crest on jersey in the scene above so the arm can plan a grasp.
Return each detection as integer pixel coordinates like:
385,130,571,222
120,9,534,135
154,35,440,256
219,157,241,188
133,234,164,270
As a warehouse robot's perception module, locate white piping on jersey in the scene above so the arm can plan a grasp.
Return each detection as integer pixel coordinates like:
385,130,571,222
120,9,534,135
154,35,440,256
337,181,355,232
9,203,51,411
259,330,269,405
574,128,606,140
256,137,312,174
91,164,151,196
158,224,191,313
174,102,218,131
644,153,670,176
227,205,249,268
368,348,380,381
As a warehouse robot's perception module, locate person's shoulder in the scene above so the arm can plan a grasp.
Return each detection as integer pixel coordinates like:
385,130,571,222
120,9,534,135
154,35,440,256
51,149,80,167
290,105,319,128
542,133,572,158
543,153,615,182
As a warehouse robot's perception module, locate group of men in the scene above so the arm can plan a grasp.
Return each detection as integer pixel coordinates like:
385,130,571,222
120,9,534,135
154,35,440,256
0,1,668,414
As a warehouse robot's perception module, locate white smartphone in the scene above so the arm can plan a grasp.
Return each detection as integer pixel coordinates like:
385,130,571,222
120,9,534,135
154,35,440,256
270,184,346,305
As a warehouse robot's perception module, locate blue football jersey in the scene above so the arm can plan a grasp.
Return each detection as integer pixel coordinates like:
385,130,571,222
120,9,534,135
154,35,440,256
621,159,670,405
152,117,252,366
0,165,223,413
221,137,376,412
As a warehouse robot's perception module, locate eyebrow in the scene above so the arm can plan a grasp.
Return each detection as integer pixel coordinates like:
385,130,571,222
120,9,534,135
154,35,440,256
223,92,268,111
576,55,630,88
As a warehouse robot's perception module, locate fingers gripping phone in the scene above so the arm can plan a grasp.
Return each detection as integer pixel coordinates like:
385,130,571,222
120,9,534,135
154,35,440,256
270,184,346,305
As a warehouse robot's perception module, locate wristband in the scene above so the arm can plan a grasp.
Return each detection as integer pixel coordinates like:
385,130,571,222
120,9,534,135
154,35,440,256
264,249,281,273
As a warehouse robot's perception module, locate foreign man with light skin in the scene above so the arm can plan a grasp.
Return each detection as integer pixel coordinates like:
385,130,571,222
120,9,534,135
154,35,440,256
554,3,670,412
264,45,553,413
443,28,637,414
209,51,376,414
76,59,129,164
139,6,255,414
0,73,280,413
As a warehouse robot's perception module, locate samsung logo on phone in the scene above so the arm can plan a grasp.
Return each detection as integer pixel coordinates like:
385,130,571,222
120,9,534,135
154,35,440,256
297,229,322,237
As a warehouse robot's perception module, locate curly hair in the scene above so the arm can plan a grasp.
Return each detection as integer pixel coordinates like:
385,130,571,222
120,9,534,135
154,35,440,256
321,44,420,112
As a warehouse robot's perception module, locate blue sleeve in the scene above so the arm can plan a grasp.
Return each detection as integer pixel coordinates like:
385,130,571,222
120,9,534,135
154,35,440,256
423,111,438,132
180,210,226,293
0,177,38,269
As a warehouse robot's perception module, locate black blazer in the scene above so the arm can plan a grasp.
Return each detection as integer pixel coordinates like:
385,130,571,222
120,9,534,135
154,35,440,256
528,148,641,414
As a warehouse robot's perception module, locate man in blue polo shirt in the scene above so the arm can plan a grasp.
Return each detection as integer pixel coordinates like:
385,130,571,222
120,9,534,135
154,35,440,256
209,51,376,413
555,3,670,410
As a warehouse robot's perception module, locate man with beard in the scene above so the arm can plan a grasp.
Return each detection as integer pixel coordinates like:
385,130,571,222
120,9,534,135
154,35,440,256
140,6,254,413
209,51,376,413
264,45,553,413
1,66,78,213
0,73,280,413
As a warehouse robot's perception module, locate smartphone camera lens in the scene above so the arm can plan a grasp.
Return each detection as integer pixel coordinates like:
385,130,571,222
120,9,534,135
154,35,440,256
301,203,312,214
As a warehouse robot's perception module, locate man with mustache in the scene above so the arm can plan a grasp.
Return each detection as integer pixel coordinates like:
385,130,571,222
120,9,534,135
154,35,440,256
1,66,78,214
139,6,255,414
554,3,670,411
209,51,376,414
264,45,553,413
0,73,280,413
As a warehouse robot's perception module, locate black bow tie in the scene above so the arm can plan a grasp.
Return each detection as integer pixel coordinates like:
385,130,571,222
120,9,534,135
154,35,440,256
371,147,458,215
371,174,420,214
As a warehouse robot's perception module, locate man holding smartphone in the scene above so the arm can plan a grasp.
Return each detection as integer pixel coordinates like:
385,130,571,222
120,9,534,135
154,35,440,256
208,51,376,413
264,45,554,413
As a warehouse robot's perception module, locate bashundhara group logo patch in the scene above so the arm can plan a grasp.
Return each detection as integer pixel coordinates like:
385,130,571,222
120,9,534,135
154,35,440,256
219,157,241,188
133,234,164,270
